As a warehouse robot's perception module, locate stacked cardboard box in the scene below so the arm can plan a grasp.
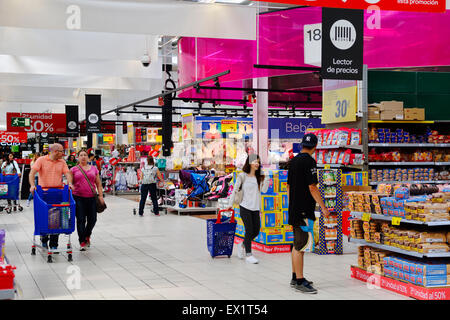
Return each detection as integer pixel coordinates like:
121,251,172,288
234,170,292,246
368,105,380,120
404,108,425,121
379,101,404,120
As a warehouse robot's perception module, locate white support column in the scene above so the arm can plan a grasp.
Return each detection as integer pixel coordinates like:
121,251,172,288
253,77,269,166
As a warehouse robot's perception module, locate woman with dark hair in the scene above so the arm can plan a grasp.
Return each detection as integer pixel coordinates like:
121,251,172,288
66,154,77,169
229,154,269,264
138,156,163,216
2,153,21,211
26,152,41,207
70,150,105,251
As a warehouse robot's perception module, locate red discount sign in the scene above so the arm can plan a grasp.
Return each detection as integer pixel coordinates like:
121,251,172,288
0,131,28,143
6,113,67,134
251,0,446,13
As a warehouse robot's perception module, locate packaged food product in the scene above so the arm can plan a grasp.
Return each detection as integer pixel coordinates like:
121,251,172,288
350,129,362,145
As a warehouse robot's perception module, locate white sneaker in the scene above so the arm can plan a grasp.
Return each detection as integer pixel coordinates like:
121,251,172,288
245,255,259,264
26,200,30,207
237,242,245,259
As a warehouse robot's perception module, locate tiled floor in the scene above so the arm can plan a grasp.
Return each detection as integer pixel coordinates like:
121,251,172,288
0,196,412,300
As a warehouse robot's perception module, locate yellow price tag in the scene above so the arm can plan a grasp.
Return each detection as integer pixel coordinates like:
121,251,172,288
322,82,357,124
361,213,371,222
391,217,402,226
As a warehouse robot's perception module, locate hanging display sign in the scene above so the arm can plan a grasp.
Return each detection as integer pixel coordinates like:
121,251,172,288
0,131,28,143
321,8,364,81
322,79,358,124
85,94,102,133
221,120,238,133
250,0,446,13
268,118,324,139
6,113,66,134
65,105,79,137
182,114,194,140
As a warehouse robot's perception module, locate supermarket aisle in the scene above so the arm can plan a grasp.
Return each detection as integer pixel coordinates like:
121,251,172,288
0,196,411,300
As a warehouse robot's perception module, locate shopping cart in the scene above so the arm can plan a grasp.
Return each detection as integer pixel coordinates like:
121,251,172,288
0,174,23,214
31,185,76,263
206,209,236,258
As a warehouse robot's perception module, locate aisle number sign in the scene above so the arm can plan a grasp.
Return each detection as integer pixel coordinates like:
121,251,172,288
221,120,237,133
322,80,357,124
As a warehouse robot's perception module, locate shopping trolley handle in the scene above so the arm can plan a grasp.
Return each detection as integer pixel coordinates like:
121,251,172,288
216,209,235,224
51,204,70,207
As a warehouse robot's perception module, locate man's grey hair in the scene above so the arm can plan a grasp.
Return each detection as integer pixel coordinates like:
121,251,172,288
50,143,64,153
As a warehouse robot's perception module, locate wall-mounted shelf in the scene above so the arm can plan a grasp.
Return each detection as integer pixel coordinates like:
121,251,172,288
368,143,450,148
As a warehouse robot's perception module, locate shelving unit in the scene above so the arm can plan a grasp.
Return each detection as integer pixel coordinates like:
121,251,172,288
351,211,450,226
317,164,363,169
316,145,363,151
316,168,343,255
112,162,141,196
369,162,436,166
369,180,449,185
368,143,450,148
349,238,450,258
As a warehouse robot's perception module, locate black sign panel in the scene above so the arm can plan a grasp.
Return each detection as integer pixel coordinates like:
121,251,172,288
85,95,101,133
65,105,79,137
321,8,364,80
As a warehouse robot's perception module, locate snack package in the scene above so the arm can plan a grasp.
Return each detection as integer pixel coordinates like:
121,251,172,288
342,150,352,165
331,130,340,146
324,151,332,164
350,129,362,145
318,150,325,164
326,130,334,146
337,128,351,146
331,151,339,164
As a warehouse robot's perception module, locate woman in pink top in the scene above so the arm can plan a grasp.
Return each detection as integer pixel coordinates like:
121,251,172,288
70,150,105,251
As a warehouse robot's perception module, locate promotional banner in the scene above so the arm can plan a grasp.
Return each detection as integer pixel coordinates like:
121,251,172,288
0,131,28,143
250,0,446,13
85,94,101,133
65,105,79,137
322,79,358,124
221,120,238,133
321,8,364,80
268,118,324,139
6,113,66,133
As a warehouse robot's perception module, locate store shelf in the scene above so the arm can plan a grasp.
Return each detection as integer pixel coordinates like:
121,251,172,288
324,223,338,228
316,145,363,150
317,164,363,169
349,238,450,258
368,120,435,124
369,180,450,185
368,143,450,148
435,162,450,166
351,211,450,226
325,237,338,241
369,162,435,166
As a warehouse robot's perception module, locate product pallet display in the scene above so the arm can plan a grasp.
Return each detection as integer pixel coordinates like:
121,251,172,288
234,170,293,254
316,169,343,255
348,183,450,299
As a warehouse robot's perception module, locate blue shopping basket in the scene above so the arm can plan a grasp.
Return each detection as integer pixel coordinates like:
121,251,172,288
207,209,236,258
0,174,20,200
33,185,76,236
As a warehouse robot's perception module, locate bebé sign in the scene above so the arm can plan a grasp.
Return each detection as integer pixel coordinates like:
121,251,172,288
268,118,324,139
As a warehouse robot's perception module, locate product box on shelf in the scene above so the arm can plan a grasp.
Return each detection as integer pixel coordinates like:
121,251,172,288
235,223,245,238
261,195,278,212
284,229,294,243
404,108,425,121
256,227,285,245
368,106,380,120
280,193,289,210
282,210,289,225
260,211,282,229
379,101,404,112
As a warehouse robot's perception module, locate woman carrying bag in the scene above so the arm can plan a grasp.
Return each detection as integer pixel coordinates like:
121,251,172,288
70,150,106,251
138,156,163,216
229,154,269,264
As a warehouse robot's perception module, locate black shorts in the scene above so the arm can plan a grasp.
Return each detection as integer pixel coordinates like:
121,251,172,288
292,220,313,252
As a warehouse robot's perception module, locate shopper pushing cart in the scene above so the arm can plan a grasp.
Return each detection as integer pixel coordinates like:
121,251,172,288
0,153,23,213
29,143,75,262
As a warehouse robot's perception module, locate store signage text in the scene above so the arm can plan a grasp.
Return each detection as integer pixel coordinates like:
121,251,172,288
269,118,324,139
6,113,67,134
251,0,445,13
0,131,28,143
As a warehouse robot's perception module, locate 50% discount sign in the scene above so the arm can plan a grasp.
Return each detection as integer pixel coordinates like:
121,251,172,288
322,83,358,124
24,120,55,133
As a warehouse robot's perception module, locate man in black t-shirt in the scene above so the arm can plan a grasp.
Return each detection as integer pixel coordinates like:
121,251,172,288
287,133,329,294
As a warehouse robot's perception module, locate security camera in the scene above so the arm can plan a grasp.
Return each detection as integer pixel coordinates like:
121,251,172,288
141,54,151,67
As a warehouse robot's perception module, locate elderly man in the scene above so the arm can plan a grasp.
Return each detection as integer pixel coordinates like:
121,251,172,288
29,143,73,251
